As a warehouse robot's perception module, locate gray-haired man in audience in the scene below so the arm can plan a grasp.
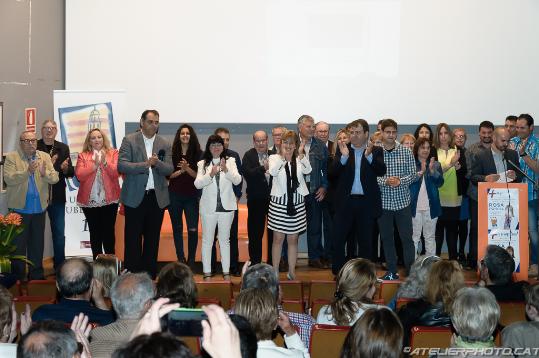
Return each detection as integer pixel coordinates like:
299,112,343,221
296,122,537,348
90,273,155,357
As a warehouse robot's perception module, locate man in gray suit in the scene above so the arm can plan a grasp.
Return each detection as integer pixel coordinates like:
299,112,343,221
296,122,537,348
118,109,174,277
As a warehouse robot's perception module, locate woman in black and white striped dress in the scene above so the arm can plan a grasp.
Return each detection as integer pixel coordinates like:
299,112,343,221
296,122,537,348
268,130,312,280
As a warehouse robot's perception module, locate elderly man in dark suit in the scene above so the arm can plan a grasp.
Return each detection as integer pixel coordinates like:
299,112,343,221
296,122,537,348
330,119,386,275
118,109,174,277
242,130,275,264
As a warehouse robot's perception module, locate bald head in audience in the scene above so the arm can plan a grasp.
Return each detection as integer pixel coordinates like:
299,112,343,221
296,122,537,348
57,257,93,299
18,321,79,358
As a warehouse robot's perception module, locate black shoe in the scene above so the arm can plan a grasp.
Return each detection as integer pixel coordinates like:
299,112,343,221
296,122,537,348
321,258,332,269
230,268,242,277
308,259,325,269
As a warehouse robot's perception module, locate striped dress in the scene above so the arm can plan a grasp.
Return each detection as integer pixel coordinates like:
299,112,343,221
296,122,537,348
268,191,307,234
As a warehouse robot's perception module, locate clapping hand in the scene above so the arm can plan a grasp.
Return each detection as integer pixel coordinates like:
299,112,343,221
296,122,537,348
70,313,92,358
364,141,373,157
210,164,220,177
338,140,349,157
220,158,228,173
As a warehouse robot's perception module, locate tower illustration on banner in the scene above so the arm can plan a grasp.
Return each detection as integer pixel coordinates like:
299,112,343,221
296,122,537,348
88,105,103,130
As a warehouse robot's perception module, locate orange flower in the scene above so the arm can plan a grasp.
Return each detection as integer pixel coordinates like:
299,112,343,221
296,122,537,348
3,213,22,226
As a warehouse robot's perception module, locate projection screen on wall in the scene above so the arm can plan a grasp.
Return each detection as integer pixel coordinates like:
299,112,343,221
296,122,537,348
65,0,539,125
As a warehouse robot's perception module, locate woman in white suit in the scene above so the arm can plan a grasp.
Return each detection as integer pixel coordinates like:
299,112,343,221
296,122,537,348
268,130,312,280
194,134,242,281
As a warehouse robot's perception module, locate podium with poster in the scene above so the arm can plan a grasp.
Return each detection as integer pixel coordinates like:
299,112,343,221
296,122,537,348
477,182,528,281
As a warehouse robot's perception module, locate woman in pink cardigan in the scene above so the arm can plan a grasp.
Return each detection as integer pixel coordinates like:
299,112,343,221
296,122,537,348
75,128,120,258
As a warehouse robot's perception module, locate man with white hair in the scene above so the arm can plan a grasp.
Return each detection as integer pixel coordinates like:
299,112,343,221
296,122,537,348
90,273,155,357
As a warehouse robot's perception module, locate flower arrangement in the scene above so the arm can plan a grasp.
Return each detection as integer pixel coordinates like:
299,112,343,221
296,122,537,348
0,212,32,273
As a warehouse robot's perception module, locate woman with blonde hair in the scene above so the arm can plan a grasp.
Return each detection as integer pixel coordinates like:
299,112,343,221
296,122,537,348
331,129,350,157
92,254,120,297
268,130,311,280
75,128,120,259
400,133,416,150
398,259,465,346
317,258,379,326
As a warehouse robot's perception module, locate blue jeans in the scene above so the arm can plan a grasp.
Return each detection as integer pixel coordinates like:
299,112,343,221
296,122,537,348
47,202,65,270
529,200,538,264
168,192,199,263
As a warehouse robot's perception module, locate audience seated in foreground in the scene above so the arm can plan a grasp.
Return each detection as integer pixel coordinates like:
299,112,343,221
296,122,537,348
240,263,315,347
17,320,80,358
479,245,528,302
235,287,309,358
390,255,441,310
90,273,155,358
113,332,194,358
502,283,539,357
156,261,198,308
32,258,114,326
317,258,380,325
340,307,403,358
398,260,465,347
435,287,500,357
92,254,121,298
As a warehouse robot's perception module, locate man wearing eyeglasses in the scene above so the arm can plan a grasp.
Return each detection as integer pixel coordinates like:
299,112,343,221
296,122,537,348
4,130,59,280
37,120,74,272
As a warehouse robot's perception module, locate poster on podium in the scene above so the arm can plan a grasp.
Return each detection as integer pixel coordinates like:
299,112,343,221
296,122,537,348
53,90,126,257
478,182,528,281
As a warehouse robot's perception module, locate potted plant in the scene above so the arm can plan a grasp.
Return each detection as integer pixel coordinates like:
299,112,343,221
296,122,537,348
0,212,33,273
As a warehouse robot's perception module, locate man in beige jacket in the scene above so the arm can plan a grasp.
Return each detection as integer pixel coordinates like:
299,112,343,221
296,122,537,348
4,130,58,280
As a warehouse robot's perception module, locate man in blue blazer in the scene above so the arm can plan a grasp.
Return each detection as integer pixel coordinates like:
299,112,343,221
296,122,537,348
118,110,174,278
330,119,386,275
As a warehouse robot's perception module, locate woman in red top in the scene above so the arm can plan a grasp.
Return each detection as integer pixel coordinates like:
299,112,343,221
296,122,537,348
75,128,120,258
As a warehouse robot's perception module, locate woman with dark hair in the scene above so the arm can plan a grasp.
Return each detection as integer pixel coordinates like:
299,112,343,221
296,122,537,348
267,130,311,280
156,262,197,308
410,137,444,257
340,307,403,358
433,123,466,260
75,128,120,258
414,123,433,141
168,124,202,267
317,258,379,326
194,135,242,281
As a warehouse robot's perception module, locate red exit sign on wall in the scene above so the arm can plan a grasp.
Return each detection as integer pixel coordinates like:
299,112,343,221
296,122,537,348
25,108,37,132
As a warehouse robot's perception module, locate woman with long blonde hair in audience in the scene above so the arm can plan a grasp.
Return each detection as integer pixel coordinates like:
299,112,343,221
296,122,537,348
398,260,465,346
317,258,379,326
75,128,120,259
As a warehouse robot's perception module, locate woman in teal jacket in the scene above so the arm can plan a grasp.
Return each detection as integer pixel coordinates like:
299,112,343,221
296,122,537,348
409,137,444,257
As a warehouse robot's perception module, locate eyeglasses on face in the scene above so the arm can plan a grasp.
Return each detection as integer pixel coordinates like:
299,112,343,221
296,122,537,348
20,139,37,144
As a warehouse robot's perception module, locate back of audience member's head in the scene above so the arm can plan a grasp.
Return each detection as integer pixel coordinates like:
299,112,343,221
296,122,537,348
57,258,93,298
0,285,13,343
451,287,499,343
201,315,257,358
524,283,539,321
234,288,277,341
110,273,155,319
483,244,515,285
425,260,465,313
17,320,79,358
241,263,279,303
329,258,377,326
397,255,441,300
340,307,403,358
93,254,120,297
156,262,197,308
112,332,194,358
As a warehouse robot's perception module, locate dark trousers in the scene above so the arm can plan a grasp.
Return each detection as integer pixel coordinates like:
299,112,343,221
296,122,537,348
47,202,66,270
457,219,469,258
332,196,374,275
82,203,118,259
468,200,479,268
212,209,239,271
378,206,415,274
13,212,46,280
436,218,459,261
124,191,164,278
247,197,269,264
168,191,199,263
305,193,324,260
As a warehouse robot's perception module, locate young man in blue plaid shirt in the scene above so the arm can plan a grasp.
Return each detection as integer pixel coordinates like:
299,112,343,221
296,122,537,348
377,119,420,280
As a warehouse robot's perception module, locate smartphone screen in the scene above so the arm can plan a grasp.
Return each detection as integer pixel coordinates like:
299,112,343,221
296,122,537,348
167,308,207,337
